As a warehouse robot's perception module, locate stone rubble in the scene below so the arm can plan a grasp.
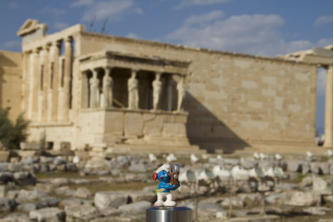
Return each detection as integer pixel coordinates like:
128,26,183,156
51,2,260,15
0,151,331,222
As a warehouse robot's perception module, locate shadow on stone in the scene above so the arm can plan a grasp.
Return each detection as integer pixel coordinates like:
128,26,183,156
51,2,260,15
184,92,250,154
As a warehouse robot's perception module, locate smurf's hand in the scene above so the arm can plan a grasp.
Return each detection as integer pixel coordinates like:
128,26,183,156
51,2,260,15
167,182,180,191
158,181,179,191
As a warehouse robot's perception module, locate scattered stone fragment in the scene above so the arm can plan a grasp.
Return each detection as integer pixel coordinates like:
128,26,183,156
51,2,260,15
303,207,331,216
94,192,129,210
284,191,320,206
74,187,92,199
0,197,17,212
29,207,65,222
65,204,98,221
118,201,151,214
2,213,29,222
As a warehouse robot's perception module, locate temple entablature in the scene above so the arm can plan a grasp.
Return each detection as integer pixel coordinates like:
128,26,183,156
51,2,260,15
79,51,191,75
78,51,190,113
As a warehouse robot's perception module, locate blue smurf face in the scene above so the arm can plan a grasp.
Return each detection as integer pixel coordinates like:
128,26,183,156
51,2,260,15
157,170,170,183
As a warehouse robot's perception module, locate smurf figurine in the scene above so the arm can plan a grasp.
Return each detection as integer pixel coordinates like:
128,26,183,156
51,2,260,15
153,163,180,207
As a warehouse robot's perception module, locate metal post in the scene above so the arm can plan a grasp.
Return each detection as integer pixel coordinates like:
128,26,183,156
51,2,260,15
146,207,192,222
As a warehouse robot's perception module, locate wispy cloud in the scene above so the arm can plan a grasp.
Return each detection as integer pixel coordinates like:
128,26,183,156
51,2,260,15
185,10,224,25
54,22,69,30
167,12,319,56
71,0,140,22
314,15,333,26
71,0,95,7
126,33,140,39
2,40,20,49
176,0,229,9
8,2,19,9
41,7,66,16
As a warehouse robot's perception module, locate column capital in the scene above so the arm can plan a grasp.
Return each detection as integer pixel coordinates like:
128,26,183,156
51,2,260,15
155,72,162,80
32,48,40,54
104,66,113,73
65,36,72,43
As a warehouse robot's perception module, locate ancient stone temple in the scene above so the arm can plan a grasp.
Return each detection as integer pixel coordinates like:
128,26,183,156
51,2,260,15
0,19,332,153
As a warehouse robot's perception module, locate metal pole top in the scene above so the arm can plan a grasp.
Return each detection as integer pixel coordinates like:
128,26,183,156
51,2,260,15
146,207,192,222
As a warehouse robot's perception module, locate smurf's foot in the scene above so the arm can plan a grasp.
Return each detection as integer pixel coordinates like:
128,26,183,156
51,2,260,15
163,193,176,207
163,200,176,207
154,193,164,207
154,201,164,207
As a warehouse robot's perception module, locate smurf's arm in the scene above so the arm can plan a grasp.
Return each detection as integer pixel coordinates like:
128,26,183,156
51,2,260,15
159,181,180,191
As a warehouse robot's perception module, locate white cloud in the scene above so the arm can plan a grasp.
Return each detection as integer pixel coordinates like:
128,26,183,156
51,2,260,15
176,0,229,9
8,2,19,9
316,38,333,47
314,15,333,26
41,7,65,16
167,12,321,56
126,33,140,39
71,0,95,7
134,7,143,15
71,0,137,22
54,22,69,30
3,40,20,49
185,10,223,25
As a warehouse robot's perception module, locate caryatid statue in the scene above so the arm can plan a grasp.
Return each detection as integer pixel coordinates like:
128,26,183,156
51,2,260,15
89,71,99,108
102,68,113,108
177,77,185,112
128,70,139,109
153,73,162,110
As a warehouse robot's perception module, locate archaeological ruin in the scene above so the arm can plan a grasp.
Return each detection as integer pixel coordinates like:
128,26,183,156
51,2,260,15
0,19,332,153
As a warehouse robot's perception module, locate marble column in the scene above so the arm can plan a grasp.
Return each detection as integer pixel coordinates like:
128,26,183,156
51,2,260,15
324,65,333,147
37,48,46,122
63,36,73,121
57,61,65,122
177,76,185,112
47,41,59,122
128,70,139,109
90,69,99,108
102,67,113,108
167,76,173,111
27,49,38,120
152,72,162,110
21,52,28,113
81,71,89,108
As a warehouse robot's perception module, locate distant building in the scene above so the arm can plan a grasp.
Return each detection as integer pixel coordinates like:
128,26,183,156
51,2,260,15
0,19,332,153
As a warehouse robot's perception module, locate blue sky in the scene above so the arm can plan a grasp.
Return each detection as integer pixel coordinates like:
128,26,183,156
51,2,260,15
0,0,332,133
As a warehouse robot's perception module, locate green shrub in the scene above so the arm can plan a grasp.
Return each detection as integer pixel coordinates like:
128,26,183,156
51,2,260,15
0,108,29,149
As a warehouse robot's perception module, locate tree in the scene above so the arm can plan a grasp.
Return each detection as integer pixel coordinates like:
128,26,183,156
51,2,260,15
0,108,29,149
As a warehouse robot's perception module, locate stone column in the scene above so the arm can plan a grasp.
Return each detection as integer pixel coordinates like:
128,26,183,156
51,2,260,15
81,71,89,108
27,49,38,120
152,72,162,110
167,76,173,111
21,52,28,113
324,65,333,147
37,48,46,122
128,70,139,109
63,36,73,121
103,67,113,108
47,41,59,122
177,76,185,112
89,69,99,108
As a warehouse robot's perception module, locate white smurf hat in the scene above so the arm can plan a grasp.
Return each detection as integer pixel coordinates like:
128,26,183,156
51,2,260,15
155,163,171,173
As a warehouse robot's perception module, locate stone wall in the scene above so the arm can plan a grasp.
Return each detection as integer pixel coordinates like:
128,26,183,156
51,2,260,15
0,50,22,121
75,109,189,148
79,32,317,151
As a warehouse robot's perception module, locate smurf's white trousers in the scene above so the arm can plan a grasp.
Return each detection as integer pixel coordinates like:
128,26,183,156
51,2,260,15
154,192,176,207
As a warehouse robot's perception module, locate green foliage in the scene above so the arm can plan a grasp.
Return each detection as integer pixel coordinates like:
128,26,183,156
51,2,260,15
0,108,29,149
